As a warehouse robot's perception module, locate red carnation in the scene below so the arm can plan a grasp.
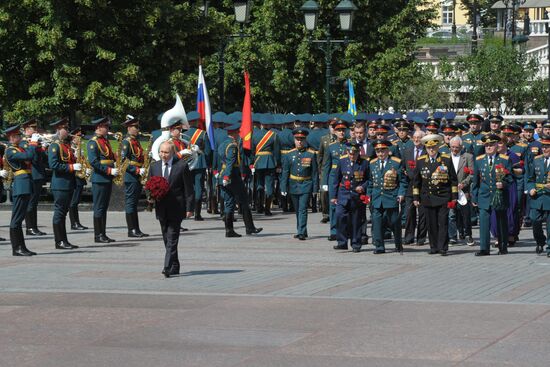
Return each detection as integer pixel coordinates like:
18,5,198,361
360,194,371,205
144,176,170,201
463,166,473,175
495,164,510,175
345,180,351,190
407,160,416,169
519,160,524,168
447,201,456,209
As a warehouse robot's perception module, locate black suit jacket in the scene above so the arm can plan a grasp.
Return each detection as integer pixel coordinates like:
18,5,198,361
412,153,458,207
149,158,194,222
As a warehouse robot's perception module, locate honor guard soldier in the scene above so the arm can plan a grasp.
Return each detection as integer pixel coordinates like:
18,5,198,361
280,128,318,240
526,135,550,256
87,117,118,243
48,118,81,249
4,124,38,256
471,134,513,256
318,117,337,223
331,142,369,252
323,119,349,241
210,112,228,215
412,134,458,256
182,111,213,221
121,116,149,238
0,145,7,241
168,118,189,159
219,122,262,237
251,114,280,216
21,118,48,236
69,127,89,230
368,140,407,254
279,114,299,212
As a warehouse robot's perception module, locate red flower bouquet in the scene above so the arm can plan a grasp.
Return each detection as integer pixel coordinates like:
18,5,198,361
463,166,473,175
491,164,510,210
360,194,371,205
407,160,416,169
344,180,351,190
144,176,170,211
447,201,456,209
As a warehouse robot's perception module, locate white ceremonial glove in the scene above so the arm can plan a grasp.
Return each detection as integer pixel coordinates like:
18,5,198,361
110,168,119,176
85,168,92,176
322,185,328,192
281,192,287,196
180,149,192,156
191,144,200,152
30,133,40,143
251,167,255,174
72,163,82,171
223,179,229,187
139,168,146,176
0,169,7,178
214,172,220,179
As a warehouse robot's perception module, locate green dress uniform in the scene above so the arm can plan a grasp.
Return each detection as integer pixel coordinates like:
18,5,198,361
219,125,262,237
278,123,297,212
280,131,318,240
525,147,550,255
182,123,213,221
87,117,116,243
251,125,280,215
4,125,37,256
324,136,349,239
368,149,408,253
120,121,148,238
472,150,514,255
48,129,79,250
318,131,336,222
69,128,88,230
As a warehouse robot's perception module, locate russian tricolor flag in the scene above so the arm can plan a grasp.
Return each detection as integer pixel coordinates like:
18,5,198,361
197,64,215,150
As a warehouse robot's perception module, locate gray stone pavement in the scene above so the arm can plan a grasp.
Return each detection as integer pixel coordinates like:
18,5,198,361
0,209,549,366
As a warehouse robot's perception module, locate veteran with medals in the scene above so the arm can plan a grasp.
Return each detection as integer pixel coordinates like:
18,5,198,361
413,134,458,256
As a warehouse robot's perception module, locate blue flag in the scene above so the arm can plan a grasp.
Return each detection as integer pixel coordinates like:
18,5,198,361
347,79,357,116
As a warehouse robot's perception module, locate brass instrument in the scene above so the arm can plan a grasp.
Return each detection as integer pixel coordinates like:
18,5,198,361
112,132,125,186
0,142,14,188
140,134,154,186
73,136,91,180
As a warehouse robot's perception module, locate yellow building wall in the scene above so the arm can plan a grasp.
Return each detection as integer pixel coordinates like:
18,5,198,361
426,0,470,27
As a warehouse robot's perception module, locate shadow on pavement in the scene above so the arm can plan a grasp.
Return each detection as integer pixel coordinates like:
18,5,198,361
180,269,244,276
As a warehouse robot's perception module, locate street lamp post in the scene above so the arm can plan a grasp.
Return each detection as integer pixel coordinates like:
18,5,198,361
300,0,357,114
471,0,478,54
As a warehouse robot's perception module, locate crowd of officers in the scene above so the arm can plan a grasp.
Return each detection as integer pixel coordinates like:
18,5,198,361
0,110,549,258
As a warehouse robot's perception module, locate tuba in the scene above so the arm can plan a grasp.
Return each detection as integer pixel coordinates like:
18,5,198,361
73,136,92,180
112,132,125,186
1,143,14,188
151,94,189,161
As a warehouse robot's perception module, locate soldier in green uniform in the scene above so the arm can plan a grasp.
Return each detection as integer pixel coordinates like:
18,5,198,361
183,111,213,221
48,118,81,249
4,125,38,256
251,114,280,216
219,123,262,237
394,119,414,158
462,113,486,158
120,116,149,238
21,119,48,236
472,134,514,256
318,118,337,223
68,127,89,230
323,120,349,241
0,146,7,242
210,112,228,215
87,117,118,243
368,140,408,254
526,135,550,255
279,114,300,212
280,128,318,240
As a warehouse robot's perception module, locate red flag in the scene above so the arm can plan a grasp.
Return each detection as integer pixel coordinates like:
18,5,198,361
240,71,253,150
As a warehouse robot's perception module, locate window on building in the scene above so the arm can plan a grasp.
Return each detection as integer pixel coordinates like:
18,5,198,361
442,4,453,25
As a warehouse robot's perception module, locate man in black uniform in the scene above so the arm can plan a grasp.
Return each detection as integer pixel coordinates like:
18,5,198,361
412,134,458,256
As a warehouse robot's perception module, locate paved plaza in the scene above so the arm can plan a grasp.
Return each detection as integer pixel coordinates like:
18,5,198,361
1,209,550,366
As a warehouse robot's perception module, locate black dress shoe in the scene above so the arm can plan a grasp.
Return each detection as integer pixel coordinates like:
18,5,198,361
95,235,110,244
246,227,263,235
536,244,544,254
298,234,306,241
361,236,369,245
226,231,242,238
352,248,361,253
55,241,73,250
440,251,448,256
293,234,300,239
429,249,438,255
475,250,490,256
327,235,337,241
320,217,329,223
71,223,88,230
498,249,508,255
26,228,45,236
373,249,385,254
162,270,170,278
194,215,204,221
180,227,188,232
0,237,6,241
333,244,348,250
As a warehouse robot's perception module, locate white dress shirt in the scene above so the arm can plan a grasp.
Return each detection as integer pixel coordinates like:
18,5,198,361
452,154,460,174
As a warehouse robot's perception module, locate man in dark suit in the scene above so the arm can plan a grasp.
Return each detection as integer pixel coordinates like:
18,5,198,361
150,141,194,278
403,131,427,246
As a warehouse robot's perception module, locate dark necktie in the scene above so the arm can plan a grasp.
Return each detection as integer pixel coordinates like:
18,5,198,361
380,160,385,171
415,148,420,160
360,142,366,156
546,157,549,170
163,163,170,179
489,156,493,169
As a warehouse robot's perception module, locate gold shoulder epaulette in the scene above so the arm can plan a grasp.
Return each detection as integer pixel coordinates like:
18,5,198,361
499,154,509,159
534,154,544,160
476,154,486,160
517,142,527,147
418,154,427,160
391,156,401,163
440,153,450,158
391,140,398,145
306,148,316,154
91,136,98,141
288,148,297,153
340,154,349,160
370,157,379,163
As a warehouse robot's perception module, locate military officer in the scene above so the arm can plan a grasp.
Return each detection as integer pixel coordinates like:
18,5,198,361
168,118,189,160
279,114,300,212
374,125,401,158
526,135,550,256
462,113,486,158
210,112,228,215
21,118,48,236
219,122,262,237
69,127,89,230
120,116,149,238
412,134,458,256
323,120,349,241
368,140,408,254
0,146,7,241
318,118,337,223
87,117,119,243
183,111,213,221
331,142,369,252
280,129,318,240
471,134,514,256
394,119,414,157
48,118,81,249
251,115,280,216
488,115,504,134
4,125,38,256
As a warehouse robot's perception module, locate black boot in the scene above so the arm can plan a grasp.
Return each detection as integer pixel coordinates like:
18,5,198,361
225,213,241,238
264,196,273,216
94,217,110,243
0,236,6,241
256,190,265,213
10,228,30,256
102,215,115,242
194,204,204,221
133,212,148,237
54,222,72,250
243,207,263,235
126,213,137,237
69,207,87,230
32,209,46,235
61,221,78,249
25,212,40,236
